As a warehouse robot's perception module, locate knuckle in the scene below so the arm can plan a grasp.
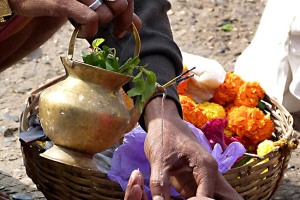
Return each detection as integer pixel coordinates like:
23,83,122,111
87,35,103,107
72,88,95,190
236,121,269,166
149,179,170,197
202,154,218,170
99,12,113,24
110,0,128,13
194,153,218,174
88,12,99,24
207,157,218,172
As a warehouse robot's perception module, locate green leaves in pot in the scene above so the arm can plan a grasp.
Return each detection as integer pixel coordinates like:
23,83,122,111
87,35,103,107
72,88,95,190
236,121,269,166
82,38,157,112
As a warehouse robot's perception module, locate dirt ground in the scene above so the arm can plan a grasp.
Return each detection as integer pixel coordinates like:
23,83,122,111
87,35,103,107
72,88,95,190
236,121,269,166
1,0,300,199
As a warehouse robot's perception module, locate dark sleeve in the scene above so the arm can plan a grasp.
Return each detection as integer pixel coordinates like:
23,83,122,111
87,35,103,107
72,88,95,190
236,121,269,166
89,0,183,129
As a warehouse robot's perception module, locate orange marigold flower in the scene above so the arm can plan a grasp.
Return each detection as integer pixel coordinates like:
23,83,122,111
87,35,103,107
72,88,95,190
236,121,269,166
177,65,195,100
234,81,265,107
227,106,274,144
179,95,208,128
198,102,226,120
212,72,245,105
177,79,190,95
224,103,236,115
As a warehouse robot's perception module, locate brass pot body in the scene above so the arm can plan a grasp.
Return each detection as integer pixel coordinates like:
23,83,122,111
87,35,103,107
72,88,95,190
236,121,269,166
38,57,133,154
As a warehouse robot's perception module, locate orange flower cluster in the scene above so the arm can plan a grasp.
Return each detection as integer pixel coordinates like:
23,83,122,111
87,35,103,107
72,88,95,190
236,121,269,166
179,95,208,128
212,72,245,106
227,106,274,144
212,72,266,108
177,79,190,96
177,68,274,145
234,82,265,107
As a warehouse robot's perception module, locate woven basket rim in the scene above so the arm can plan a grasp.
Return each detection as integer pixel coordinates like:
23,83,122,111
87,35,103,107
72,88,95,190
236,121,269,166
19,81,299,200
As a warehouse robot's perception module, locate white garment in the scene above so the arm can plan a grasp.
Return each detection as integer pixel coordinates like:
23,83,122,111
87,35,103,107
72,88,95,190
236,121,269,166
234,0,300,113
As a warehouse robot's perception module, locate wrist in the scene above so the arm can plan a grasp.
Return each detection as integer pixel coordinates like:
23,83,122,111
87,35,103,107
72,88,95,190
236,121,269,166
143,96,180,130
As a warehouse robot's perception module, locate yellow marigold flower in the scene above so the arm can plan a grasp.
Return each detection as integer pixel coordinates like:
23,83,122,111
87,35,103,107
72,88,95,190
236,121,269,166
212,72,245,105
198,102,226,120
257,140,275,157
246,140,275,172
227,106,274,144
234,81,265,107
179,95,208,128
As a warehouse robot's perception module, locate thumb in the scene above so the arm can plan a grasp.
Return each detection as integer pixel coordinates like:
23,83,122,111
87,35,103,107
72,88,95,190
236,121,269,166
149,162,171,200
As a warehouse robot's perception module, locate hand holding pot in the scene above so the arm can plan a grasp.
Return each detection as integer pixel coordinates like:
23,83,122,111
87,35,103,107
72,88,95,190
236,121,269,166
8,0,141,38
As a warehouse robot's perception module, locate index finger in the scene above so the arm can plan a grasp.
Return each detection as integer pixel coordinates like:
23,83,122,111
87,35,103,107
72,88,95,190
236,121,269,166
214,173,243,200
149,163,171,200
105,0,137,38
193,164,217,198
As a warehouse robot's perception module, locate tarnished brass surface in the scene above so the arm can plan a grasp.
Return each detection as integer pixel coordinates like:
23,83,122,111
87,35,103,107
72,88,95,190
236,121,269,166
38,24,164,154
38,58,135,154
40,144,99,170
0,0,12,22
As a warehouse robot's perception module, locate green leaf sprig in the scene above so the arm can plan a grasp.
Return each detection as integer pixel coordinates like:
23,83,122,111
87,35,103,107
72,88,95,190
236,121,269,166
82,38,157,112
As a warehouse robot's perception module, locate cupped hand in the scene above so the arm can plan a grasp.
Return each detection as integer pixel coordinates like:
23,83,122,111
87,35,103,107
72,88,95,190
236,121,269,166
8,0,141,38
143,97,243,200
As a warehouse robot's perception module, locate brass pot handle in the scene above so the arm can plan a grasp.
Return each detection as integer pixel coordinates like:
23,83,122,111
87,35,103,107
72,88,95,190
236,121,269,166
67,23,141,60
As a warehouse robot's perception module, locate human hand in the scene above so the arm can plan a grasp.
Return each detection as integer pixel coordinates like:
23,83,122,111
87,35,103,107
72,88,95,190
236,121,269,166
0,191,9,200
125,170,148,200
8,0,141,38
143,97,243,200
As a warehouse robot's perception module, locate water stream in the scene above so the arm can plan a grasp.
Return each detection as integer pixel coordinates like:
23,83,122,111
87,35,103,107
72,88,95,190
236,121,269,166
159,93,166,187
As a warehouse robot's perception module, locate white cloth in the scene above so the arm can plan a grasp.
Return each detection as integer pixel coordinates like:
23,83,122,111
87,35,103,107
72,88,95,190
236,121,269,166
181,51,226,103
234,0,300,113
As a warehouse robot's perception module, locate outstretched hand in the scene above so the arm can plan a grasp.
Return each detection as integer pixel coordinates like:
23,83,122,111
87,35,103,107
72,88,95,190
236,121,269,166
143,97,243,200
8,0,141,38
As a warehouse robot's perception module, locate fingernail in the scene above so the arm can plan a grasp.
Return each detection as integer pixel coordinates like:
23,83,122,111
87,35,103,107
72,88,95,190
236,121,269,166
137,174,143,185
153,195,164,200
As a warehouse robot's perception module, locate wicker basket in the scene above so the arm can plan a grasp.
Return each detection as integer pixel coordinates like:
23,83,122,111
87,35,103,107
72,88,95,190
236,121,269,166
19,82,298,200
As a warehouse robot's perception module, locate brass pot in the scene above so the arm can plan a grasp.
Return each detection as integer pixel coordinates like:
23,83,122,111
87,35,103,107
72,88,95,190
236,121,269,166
38,25,164,154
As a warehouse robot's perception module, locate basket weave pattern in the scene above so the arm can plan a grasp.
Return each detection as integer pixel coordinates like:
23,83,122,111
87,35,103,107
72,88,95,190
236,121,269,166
20,92,298,200
224,147,291,199
21,140,125,200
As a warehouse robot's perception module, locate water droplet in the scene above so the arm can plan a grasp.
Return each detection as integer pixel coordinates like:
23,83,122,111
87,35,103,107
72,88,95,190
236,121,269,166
160,181,164,187
159,172,164,186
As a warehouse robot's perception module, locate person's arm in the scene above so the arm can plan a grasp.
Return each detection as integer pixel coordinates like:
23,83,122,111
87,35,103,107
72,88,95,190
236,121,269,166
133,0,184,129
0,0,140,72
91,0,242,198
92,0,183,126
